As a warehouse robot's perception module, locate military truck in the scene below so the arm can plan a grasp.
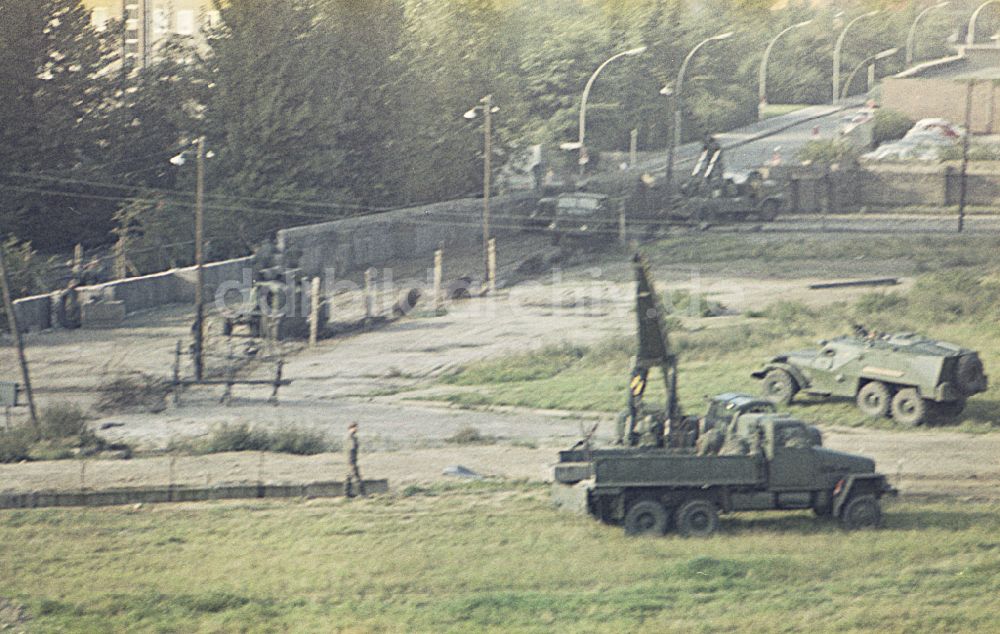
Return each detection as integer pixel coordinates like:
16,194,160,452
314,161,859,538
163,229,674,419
546,192,618,245
752,330,988,426
554,413,895,536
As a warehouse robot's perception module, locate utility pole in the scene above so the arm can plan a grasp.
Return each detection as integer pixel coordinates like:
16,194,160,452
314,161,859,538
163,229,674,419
958,80,975,233
482,94,493,293
0,246,39,432
193,136,206,380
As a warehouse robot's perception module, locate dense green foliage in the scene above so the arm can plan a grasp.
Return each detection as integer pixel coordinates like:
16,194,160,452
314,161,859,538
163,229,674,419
1,0,997,273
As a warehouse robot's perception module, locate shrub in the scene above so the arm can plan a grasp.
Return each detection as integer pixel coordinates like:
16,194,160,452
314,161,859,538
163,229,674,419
203,423,330,455
795,139,860,166
95,373,170,413
0,425,33,463
872,109,914,146
445,426,495,445
40,403,89,439
908,270,1000,323
854,291,907,317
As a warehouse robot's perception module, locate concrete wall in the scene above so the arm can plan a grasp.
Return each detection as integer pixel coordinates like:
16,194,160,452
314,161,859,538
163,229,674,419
279,194,535,279
780,162,1000,213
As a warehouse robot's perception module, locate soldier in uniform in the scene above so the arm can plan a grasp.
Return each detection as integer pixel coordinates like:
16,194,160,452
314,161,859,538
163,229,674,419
345,422,365,497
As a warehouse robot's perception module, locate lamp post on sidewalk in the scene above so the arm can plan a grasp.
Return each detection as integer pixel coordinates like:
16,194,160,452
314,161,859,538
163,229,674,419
570,46,647,176
170,137,213,380
841,48,899,101
833,10,880,104
758,20,813,118
906,2,949,67
666,30,734,191
464,95,499,292
967,0,1000,46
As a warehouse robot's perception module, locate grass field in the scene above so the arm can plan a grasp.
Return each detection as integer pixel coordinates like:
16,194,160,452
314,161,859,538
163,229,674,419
433,234,1000,431
1,483,998,632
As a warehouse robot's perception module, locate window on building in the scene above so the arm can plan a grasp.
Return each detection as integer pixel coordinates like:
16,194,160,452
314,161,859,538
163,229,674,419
91,7,109,31
176,10,195,35
153,9,168,35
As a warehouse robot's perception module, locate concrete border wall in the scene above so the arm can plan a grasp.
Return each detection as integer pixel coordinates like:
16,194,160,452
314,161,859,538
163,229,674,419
278,193,535,279
0,479,389,509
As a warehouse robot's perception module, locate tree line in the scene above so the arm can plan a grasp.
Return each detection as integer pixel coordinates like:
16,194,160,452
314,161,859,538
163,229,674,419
0,0,994,294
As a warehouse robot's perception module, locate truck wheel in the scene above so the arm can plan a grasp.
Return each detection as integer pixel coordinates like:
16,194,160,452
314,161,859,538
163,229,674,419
624,500,669,536
840,494,882,530
891,388,927,427
762,369,797,406
675,499,719,538
856,381,891,418
955,354,985,395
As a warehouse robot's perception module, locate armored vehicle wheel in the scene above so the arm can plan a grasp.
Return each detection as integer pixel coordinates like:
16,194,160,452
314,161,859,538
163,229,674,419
624,500,669,536
933,398,966,422
891,388,927,426
222,319,233,336
955,354,986,395
856,381,891,418
840,494,882,530
675,499,719,538
762,369,797,405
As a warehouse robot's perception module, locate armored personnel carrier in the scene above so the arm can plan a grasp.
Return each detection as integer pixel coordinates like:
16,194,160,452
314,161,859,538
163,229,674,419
752,329,988,426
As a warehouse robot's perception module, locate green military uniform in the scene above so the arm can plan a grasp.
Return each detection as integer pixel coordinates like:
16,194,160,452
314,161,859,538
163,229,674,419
345,424,365,497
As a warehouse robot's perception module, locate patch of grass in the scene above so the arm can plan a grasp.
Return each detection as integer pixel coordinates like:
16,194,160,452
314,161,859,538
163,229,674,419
202,423,331,455
0,489,998,631
430,269,1000,429
0,425,33,463
39,403,88,440
443,342,586,385
759,103,808,119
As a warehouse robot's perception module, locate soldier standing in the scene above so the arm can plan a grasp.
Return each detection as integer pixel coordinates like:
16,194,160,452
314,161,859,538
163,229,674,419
345,422,365,497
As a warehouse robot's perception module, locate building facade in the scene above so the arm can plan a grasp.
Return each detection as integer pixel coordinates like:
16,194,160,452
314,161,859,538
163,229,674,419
81,0,219,68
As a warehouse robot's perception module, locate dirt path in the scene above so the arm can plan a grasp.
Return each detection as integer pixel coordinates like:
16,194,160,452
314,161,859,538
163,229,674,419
2,427,998,500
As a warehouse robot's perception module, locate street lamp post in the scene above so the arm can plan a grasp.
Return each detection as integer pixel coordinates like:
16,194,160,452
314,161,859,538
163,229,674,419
906,2,949,67
573,46,646,175
464,96,499,291
841,48,900,101
967,0,1000,46
170,137,210,380
759,19,813,118
833,10,880,104
666,30,734,191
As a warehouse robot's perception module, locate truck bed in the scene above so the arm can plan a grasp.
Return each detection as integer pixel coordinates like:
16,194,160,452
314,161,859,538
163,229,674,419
591,452,765,488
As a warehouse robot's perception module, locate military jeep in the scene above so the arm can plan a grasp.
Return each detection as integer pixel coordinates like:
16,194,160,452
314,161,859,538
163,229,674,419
752,330,988,426
547,192,618,245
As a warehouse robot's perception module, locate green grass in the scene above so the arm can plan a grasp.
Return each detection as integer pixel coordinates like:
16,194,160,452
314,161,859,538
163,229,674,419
759,103,809,119
1,485,998,631
432,263,1000,430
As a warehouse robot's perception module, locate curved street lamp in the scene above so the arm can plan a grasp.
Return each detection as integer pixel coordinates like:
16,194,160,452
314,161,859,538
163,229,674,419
967,0,1000,45
906,2,949,66
666,30,734,189
833,10,880,104
841,47,900,100
464,96,500,291
758,19,813,118
571,46,646,174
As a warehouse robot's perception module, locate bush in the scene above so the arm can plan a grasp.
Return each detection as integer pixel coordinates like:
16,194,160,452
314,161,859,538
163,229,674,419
854,291,907,317
0,426,33,463
445,426,495,445
40,403,89,439
795,139,860,166
908,270,1000,323
95,373,170,413
203,423,330,455
872,109,914,146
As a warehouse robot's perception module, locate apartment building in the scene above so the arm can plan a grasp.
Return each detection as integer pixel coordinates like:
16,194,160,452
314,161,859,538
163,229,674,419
81,0,220,67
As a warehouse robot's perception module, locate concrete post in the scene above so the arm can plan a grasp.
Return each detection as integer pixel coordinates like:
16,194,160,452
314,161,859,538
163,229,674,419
364,268,375,323
433,249,443,315
114,239,126,279
487,239,497,294
629,128,638,166
309,276,321,347
72,244,83,280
